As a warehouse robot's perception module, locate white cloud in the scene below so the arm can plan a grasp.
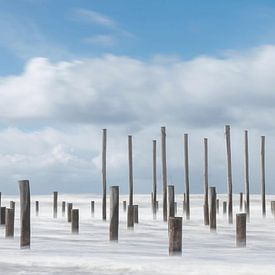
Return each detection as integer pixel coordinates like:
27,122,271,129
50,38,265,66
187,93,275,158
84,34,116,47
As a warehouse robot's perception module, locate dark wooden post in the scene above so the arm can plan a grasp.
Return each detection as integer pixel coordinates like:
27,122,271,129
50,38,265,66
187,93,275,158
203,138,209,225
223,201,227,215
216,199,219,214
127,205,134,228
10,201,15,210
71,209,79,234
209,187,216,231
5,208,14,238
123,200,126,212
19,180,31,248
225,125,233,224
236,213,246,247
244,130,250,218
168,217,182,255
1,207,6,224
91,201,95,216
184,133,190,220
128,135,134,206
35,201,39,216
161,126,168,222
102,128,107,221
168,185,175,218
240,192,243,212
153,140,157,215
261,136,266,217
62,201,66,217
110,186,119,240
53,191,58,218
133,205,139,224
67,203,73,222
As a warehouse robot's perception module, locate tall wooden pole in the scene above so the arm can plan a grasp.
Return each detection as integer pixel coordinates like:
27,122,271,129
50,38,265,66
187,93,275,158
261,136,266,217
184,133,190,220
128,135,134,206
102,128,107,220
153,140,157,211
244,130,250,218
225,125,233,224
204,138,209,225
161,127,168,222
168,185,175,218
19,180,30,248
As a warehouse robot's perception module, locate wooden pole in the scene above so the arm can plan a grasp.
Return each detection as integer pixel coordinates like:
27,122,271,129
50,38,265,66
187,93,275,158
161,126,168,222
153,140,157,215
223,201,227,215
244,130,250,218
19,180,30,248
240,192,243,212
183,193,186,214
225,125,233,224
102,128,107,221
1,207,6,224
184,133,190,220
123,200,126,212
109,186,119,240
261,136,266,217
5,208,14,238
67,203,73,222
71,209,79,234
203,138,209,225
236,213,246,247
168,217,182,256
10,201,15,210
127,205,134,228
53,191,58,218
271,201,275,216
133,205,139,224
128,135,134,206
209,187,216,231
35,201,39,216
62,201,66,217
216,199,219,214
91,201,95,216
168,185,175,218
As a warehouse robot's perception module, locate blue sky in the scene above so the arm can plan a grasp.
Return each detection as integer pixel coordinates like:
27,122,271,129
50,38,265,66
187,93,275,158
1,1,275,194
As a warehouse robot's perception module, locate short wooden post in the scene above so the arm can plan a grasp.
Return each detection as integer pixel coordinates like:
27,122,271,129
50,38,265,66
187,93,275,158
67,203,73,222
223,201,227,215
152,140,157,215
203,138,209,225
10,201,15,210
271,201,275,216
240,192,243,212
161,126,168,222
35,201,39,216
184,133,190,220
62,201,66,217
53,191,58,218
71,209,79,233
1,207,6,224
128,135,134,206
133,205,139,223
168,185,175,218
209,187,216,231
123,200,126,212
91,201,95,216
127,205,134,228
102,128,107,221
5,208,14,238
156,201,159,211
216,199,219,214
261,136,266,217
19,180,31,248
110,186,119,240
168,217,182,255
225,125,233,224
236,213,246,247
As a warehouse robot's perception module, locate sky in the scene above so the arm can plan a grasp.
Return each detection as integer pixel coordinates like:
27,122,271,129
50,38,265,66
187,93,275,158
1,1,275,194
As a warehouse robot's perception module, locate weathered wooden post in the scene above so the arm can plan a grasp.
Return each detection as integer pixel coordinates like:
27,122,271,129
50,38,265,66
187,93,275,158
123,200,126,212
161,126,168,222
53,191,58,218
271,201,275,216
127,205,134,228
62,201,66,217
261,136,266,217
223,201,227,215
5,208,14,238
152,140,157,216
203,138,209,225
168,217,182,256
10,201,15,210
236,213,246,247
1,207,6,225
67,203,73,222
110,186,119,240
133,205,139,224
102,128,107,221
209,187,216,231
91,201,95,216
184,133,190,220
35,201,39,216
225,125,233,224
19,180,30,248
240,192,243,212
71,209,79,234
244,130,250,218
216,199,219,214
168,185,175,218
128,135,134,206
